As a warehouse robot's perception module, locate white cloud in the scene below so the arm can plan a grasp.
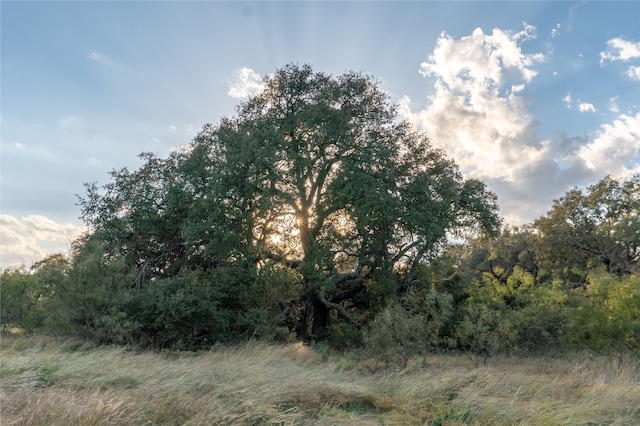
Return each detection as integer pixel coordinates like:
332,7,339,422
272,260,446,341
578,102,595,113
608,97,620,113
578,113,640,177
0,215,86,268
15,142,26,149
563,95,596,113
626,66,640,80
87,52,108,63
399,25,640,225
600,38,640,63
228,67,265,99
600,38,640,80
402,25,545,184
419,26,544,93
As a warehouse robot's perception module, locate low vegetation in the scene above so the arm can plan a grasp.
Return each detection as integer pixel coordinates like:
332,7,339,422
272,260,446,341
2,333,639,425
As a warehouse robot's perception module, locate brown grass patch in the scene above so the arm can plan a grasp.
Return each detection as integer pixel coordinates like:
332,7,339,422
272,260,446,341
1,335,638,425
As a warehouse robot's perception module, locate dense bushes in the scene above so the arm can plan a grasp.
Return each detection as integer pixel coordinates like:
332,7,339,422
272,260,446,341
569,272,640,354
2,147,637,361
1,268,46,332
2,256,637,359
56,260,290,350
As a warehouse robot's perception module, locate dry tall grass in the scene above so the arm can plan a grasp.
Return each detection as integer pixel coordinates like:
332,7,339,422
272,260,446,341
1,334,638,425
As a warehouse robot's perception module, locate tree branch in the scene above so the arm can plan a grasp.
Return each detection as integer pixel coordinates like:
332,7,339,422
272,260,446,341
329,264,363,287
317,290,361,329
330,282,365,304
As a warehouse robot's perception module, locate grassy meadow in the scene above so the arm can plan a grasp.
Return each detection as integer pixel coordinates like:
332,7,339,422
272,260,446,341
1,333,639,425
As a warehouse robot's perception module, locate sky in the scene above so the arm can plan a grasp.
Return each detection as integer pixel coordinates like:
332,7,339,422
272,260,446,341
1,1,639,269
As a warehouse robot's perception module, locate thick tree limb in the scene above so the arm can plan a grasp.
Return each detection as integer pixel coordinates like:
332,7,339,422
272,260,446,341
331,282,365,304
391,240,422,264
329,264,363,287
317,290,361,329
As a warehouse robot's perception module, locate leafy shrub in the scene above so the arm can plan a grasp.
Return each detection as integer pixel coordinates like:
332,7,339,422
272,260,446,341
454,304,515,363
509,303,568,355
569,271,640,355
43,242,132,338
119,267,278,349
327,319,364,351
364,303,424,370
403,292,454,351
363,293,453,369
1,268,46,332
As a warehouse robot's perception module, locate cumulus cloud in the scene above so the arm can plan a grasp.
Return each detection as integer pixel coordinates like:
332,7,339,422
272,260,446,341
0,215,86,268
627,66,640,80
600,38,640,63
228,67,265,99
578,113,640,176
401,25,545,184
419,25,543,92
400,25,640,225
608,97,620,113
578,102,595,113
563,94,595,112
600,38,640,80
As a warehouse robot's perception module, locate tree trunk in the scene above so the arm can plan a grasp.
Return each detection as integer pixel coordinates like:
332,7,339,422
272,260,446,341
310,291,331,340
294,293,331,342
295,299,311,341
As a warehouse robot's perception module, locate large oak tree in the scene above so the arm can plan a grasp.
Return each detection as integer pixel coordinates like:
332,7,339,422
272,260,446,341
80,64,500,342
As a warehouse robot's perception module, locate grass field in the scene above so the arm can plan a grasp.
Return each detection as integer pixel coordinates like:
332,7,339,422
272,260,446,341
1,333,639,425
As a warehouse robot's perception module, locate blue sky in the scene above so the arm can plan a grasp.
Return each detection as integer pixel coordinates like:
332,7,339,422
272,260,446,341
2,1,639,268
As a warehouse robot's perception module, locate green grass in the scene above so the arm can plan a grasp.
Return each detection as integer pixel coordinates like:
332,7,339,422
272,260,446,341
1,334,639,425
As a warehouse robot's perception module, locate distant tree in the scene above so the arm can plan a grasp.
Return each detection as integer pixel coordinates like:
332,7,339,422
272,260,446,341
78,64,501,345
1,267,42,331
0,254,69,333
535,175,640,279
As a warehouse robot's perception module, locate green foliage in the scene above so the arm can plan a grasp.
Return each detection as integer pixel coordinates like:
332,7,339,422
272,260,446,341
364,303,425,370
363,293,454,369
403,292,455,351
43,237,133,338
70,63,500,346
535,174,640,278
569,271,640,354
508,302,568,355
456,257,569,356
1,268,45,332
0,254,70,333
6,150,639,364
326,320,364,351
455,304,515,362
106,266,285,350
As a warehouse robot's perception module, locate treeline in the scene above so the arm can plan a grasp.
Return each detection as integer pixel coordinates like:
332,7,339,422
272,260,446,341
2,65,638,363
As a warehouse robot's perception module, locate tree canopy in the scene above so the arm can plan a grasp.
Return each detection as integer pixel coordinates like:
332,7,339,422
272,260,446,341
77,64,501,343
535,175,640,277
